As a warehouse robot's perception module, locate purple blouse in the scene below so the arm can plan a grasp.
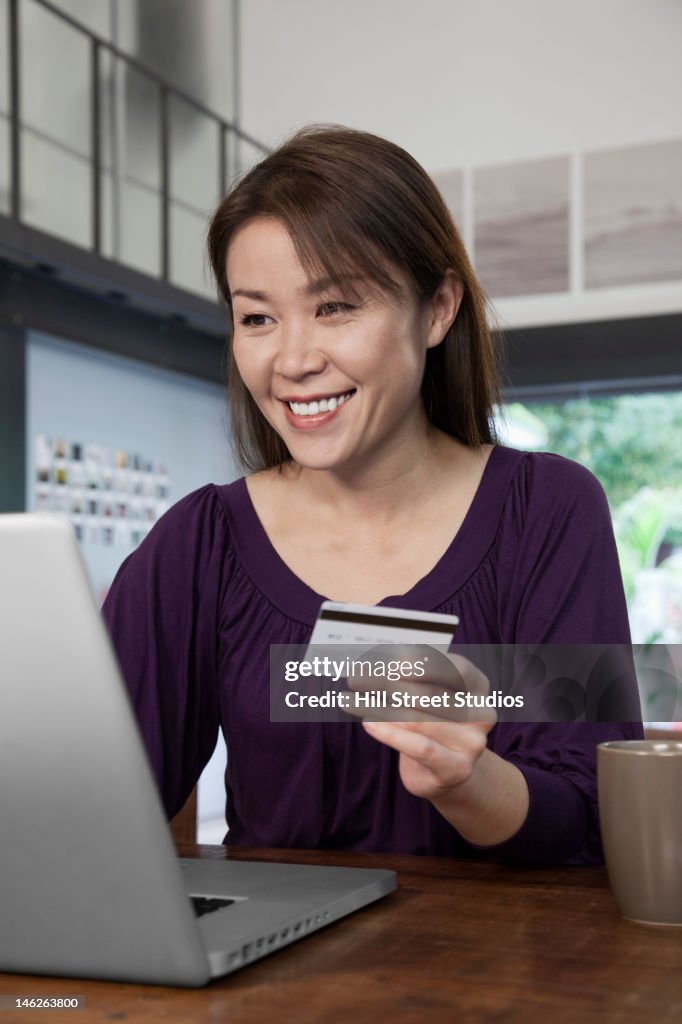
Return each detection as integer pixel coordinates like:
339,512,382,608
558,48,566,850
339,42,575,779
102,444,643,866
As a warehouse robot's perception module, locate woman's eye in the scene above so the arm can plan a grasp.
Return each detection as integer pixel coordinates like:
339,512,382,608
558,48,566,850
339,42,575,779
238,313,273,327
317,301,354,318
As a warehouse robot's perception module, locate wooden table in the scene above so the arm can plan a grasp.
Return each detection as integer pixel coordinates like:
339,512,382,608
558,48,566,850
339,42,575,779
2,844,681,1023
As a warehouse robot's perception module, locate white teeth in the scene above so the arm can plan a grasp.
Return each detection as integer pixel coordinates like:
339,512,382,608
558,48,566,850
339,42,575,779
288,390,354,416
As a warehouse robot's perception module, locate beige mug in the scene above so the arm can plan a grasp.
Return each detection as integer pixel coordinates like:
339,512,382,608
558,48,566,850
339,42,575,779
598,740,682,925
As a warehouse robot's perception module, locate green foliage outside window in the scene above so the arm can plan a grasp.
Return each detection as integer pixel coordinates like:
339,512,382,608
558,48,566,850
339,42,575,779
526,392,682,513
511,391,682,645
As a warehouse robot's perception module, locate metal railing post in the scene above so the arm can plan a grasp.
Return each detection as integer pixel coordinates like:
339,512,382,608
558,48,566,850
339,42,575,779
91,37,102,254
9,0,21,220
160,85,170,281
219,122,228,199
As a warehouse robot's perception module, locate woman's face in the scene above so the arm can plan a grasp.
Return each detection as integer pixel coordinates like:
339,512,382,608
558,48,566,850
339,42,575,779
226,217,455,475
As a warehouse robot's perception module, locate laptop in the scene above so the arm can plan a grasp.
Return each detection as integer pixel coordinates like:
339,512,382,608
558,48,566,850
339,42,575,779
0,514,396,987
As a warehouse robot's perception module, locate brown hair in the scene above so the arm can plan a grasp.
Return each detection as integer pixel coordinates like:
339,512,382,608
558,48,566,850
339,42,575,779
207,124,503,471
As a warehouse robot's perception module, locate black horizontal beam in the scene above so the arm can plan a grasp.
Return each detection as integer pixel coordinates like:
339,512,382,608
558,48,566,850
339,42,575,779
502,313,682,399
0,259,228,385
0,213,227,339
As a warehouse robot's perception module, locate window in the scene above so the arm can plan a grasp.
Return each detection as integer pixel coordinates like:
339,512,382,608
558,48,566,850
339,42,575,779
498,389,682,728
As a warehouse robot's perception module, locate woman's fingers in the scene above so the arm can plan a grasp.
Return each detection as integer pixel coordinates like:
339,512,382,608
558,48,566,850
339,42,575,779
364,718,490,755
345,650,496,726
361,720,486,790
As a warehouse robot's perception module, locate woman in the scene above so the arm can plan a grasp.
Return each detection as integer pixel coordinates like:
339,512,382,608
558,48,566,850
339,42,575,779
103,125,642,865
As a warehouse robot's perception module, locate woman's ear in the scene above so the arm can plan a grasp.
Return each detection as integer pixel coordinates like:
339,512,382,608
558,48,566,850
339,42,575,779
425,269,464,350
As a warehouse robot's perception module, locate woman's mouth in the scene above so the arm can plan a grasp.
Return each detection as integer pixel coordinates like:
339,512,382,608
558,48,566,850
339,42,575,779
282,389,356,429
288,389,355,416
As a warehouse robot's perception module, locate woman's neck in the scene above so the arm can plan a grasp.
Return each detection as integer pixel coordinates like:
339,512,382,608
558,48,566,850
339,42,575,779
282,425,472,528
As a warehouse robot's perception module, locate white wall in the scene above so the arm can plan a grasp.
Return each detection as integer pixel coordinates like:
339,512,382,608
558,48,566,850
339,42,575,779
240,0,682,169
239,0,682,328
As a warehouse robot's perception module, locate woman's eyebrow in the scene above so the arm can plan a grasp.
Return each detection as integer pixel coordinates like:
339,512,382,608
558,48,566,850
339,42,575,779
304,274,363,295
230,276,364,302
231,288,268,301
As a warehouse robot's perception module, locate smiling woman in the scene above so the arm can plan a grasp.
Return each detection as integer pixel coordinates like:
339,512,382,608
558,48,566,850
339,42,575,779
103,125,643,867
207,125,499,472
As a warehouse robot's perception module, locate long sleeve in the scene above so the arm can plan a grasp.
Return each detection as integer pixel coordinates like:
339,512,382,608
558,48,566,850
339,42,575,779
486,452,644,865
101,485,229,819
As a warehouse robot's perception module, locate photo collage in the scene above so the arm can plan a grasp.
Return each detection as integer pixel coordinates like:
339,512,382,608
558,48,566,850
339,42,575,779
34,435,171,549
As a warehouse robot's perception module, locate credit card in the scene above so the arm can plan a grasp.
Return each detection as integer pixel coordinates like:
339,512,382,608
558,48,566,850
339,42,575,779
306,601,459,660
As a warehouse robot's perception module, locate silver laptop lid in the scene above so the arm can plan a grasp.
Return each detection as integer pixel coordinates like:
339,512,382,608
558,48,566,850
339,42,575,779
0,514,210,985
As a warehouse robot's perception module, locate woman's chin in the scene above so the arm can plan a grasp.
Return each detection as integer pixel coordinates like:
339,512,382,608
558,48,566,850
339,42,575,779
284,438,353,473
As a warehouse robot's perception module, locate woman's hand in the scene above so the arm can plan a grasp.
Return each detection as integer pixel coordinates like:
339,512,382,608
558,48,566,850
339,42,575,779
346,651,529,846
362,718,493,802
347,651,494,800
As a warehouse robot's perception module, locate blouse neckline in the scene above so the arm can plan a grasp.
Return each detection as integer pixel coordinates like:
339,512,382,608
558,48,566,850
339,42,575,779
220,444,526,626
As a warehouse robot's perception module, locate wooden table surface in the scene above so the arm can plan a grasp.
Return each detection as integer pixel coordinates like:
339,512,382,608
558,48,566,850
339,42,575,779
1,843,681,1024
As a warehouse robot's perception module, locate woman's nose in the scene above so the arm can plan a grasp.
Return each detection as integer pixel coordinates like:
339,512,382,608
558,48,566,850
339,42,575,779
273,321,327,379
